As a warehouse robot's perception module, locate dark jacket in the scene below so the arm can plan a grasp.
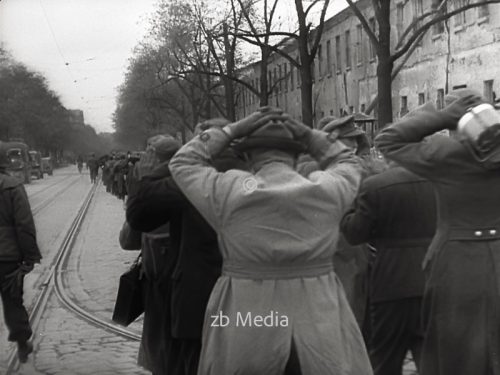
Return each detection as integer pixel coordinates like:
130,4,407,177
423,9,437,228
375,107,500,375
0,172,41,263
126,156,243,339
118,219,173,374
341,166,436,303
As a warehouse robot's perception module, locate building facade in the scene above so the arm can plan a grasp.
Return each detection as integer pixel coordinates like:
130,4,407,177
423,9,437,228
236,0,500,128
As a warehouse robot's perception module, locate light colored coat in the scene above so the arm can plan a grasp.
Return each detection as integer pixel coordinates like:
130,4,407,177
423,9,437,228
170,128,372,375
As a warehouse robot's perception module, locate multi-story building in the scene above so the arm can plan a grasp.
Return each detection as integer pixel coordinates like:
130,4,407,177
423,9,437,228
236,0,500,128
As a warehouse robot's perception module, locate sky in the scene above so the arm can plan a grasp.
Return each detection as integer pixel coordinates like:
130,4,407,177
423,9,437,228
0,0,348,134
0,0,158,133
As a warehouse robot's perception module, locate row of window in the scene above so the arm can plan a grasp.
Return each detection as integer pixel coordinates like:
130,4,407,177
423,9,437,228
240,1,492,107
399,80,495,117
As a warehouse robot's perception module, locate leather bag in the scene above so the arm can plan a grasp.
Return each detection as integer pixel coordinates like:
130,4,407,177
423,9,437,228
112,255,145,326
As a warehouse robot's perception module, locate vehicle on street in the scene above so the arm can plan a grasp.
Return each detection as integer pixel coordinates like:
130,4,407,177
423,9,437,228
41,156,54,176
29,150,44,179
0,141,32,184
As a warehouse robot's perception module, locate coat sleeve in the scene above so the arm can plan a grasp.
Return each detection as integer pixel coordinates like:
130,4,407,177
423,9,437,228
374,110,463,178
340,178,378,246
12,185,41,263
169,128,244,230
119,221,142,250
307,130,364,214
126,176,186,232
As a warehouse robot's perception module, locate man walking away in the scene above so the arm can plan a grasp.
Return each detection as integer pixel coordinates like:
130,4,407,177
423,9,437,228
87,153,99,184
0,144,42,363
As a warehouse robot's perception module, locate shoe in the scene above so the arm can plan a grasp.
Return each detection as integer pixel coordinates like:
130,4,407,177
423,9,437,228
17,341,33,363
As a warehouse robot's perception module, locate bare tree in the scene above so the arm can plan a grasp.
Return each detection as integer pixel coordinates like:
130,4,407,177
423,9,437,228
347,0,500,127
232,0,331,126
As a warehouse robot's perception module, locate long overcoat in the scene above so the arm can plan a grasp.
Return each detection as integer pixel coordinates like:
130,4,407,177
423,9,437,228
375,107,500,375
169,128,373,375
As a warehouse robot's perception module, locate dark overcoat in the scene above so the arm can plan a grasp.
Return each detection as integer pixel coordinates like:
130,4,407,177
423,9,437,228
341,166,436,304
126,159,236,340
375,107,500,375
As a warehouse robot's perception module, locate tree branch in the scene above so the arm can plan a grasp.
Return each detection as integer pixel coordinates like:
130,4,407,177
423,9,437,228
392,0,500,62
346,0,379,47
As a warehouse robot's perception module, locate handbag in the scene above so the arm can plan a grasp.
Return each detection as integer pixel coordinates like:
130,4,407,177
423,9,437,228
112,255,145,326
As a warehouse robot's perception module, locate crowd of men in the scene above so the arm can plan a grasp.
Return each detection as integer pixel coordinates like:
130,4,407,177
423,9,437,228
110,88,500,375
0,87,496,373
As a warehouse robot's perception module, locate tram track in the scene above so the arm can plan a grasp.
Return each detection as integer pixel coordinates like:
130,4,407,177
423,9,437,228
31,176,81,216
27,173,74,200
6,182,140,374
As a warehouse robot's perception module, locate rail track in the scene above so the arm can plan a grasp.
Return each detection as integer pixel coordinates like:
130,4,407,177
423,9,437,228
27,173,75,200
31,175,81,215
6,182,140,374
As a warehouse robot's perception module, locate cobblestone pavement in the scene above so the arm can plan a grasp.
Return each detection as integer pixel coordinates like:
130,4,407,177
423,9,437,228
64,182,143,335
0,168,89,368
0,170,147,374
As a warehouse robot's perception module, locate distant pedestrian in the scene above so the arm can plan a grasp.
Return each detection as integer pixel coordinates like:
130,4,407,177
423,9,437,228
341,159,437,375
169,108,372,374
375,90,500,375
76,155,83,174
0,144,42,363
87,153,99,184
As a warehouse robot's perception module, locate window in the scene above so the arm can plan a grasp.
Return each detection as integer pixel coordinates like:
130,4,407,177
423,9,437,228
278,64,282,93
273,66,278,94
326,40,332,75
397,3,404,42
360,104,366,113
290,65,294,90
356,25,363,65
454,0,467,27
268,70,272,94
284,64,288,92
432,1,446,35
368,18,377,61
349,106,354,114
478,4,489,20
418,93,425,105
437,89,445,109
400,96,409,116
330,109,334,115
345,30,351,69
484,80,494,103
297,64,301,88
318,44,323,77
335,35,341,72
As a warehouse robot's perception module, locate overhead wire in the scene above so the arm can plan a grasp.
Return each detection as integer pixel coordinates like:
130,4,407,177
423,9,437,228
38,0,78,84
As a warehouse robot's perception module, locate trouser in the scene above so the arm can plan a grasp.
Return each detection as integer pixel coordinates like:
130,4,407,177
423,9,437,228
0,262,32,342
90,169,98,182
369,297,424,375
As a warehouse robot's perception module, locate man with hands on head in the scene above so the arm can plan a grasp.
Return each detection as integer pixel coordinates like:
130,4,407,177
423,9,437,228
169,108,373,375
126,123,245,375
375,90,500,375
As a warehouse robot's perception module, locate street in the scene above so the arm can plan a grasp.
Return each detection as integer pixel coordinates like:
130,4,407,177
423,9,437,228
0,168,146,374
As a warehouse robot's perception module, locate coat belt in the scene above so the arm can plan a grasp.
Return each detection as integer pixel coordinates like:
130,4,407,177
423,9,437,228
447,227,500,240
222,259,334,280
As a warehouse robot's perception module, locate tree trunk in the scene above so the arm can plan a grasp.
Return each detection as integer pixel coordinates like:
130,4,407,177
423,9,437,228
259,47,270,106
376,0,393,128
299,54,313,127
223,23,236,121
